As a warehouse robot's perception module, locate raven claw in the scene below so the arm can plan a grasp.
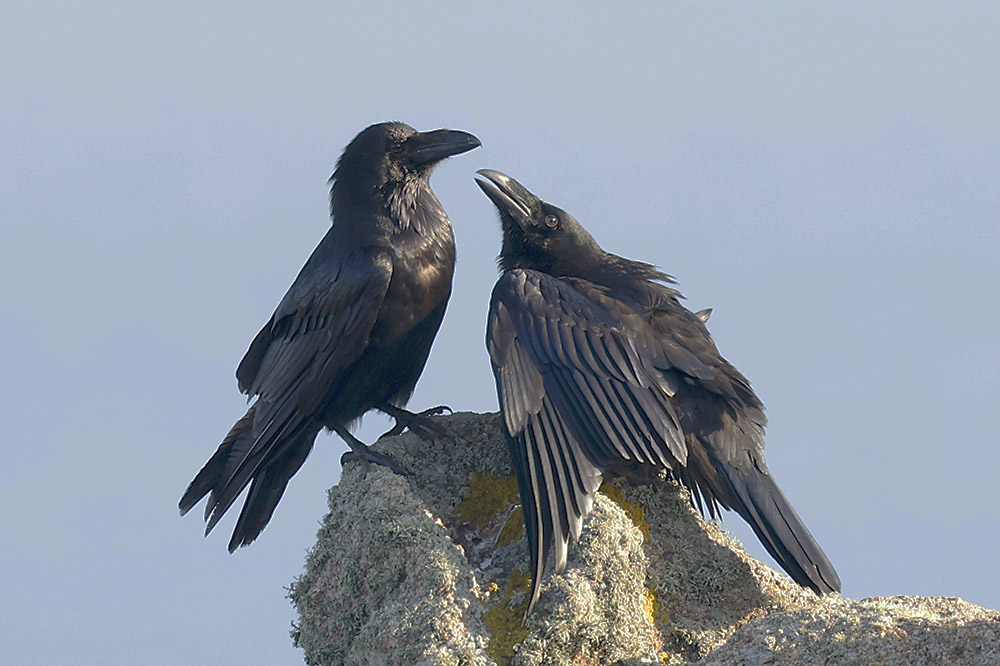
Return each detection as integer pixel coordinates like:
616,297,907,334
340,447,407,476
378,404,453,441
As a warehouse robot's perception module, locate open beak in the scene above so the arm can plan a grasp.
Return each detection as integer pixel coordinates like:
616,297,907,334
474,169,538,228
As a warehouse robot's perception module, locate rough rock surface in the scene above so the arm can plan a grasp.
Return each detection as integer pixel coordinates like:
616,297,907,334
288,412,1000,665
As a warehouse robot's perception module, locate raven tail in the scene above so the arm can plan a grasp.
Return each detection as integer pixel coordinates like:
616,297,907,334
722,464,841,594
179,410,255,519
179,407,314,550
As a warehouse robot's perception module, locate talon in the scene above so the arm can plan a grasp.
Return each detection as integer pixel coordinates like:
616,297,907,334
378,423,407,440
377,403,453,442
341,446,406,476
421,405,452,417
335,426,407,476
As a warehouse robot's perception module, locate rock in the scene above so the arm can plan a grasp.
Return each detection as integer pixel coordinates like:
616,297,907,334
288,412,1000,665
697,596,1000,666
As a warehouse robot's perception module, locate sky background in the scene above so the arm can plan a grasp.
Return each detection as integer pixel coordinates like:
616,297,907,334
2,2,998,664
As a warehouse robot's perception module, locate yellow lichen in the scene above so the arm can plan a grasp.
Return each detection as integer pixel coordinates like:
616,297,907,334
599,483,650,541
496,507,525,549
644,587,656,617
640,582,672,626
644,584,672,662
453,473,520,527
482,569,532,663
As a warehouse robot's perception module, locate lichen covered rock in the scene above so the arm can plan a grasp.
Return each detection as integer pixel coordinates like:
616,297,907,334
288,463,491,666
697,595,1000,666
289,412,1000,665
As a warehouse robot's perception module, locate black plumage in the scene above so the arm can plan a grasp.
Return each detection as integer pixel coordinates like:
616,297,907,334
179,122,480,551
475,169,840,616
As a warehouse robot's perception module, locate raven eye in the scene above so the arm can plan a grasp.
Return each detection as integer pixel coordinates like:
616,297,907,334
544,215,559,229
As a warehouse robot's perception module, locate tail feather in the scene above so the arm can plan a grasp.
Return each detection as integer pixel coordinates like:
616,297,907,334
179,411,254,517
201,398,302,535
721,463,841,594
226,431,313,552
179,405,315,549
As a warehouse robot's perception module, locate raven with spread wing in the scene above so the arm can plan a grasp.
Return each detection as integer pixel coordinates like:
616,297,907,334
179,122,480,551
475,169,840,616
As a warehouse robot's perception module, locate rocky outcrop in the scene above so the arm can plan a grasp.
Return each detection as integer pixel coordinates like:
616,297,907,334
697,595,1000,666
288,412,999,665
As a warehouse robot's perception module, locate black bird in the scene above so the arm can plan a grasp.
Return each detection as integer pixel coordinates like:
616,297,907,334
475,169,840,616
179,122,480,551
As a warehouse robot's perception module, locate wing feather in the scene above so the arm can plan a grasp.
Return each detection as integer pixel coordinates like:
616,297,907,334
188,241,393,545
486,269,690,616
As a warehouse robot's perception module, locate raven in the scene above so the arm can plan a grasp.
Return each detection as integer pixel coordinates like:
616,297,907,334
179,122,480,551
475,169,840,616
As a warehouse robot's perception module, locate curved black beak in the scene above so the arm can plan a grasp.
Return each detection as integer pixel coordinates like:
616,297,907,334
405,129,481,166
474,169,539,228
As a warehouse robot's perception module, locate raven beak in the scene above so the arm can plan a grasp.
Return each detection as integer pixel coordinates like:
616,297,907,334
406,129,482,166
474,169,536,228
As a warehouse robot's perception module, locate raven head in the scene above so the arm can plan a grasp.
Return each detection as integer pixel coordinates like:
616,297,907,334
475,169,603,275
331,122,480,215
340,122,479,179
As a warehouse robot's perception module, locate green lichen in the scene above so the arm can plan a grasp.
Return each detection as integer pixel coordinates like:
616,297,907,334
453,472,520,527
600,483,650,541
482,569,532,664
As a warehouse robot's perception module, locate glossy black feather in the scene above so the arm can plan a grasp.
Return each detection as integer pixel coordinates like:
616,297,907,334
179,122,479,550
477,169,840,617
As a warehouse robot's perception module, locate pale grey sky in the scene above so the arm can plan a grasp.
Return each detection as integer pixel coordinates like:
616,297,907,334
2,2,998,664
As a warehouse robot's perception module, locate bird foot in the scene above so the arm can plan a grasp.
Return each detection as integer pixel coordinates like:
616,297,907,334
378,404,453,441
340,446,407,476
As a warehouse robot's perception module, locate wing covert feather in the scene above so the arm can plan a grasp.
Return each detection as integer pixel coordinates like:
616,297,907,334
244,246,392,412
486,269,689,615
205,246,393,530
